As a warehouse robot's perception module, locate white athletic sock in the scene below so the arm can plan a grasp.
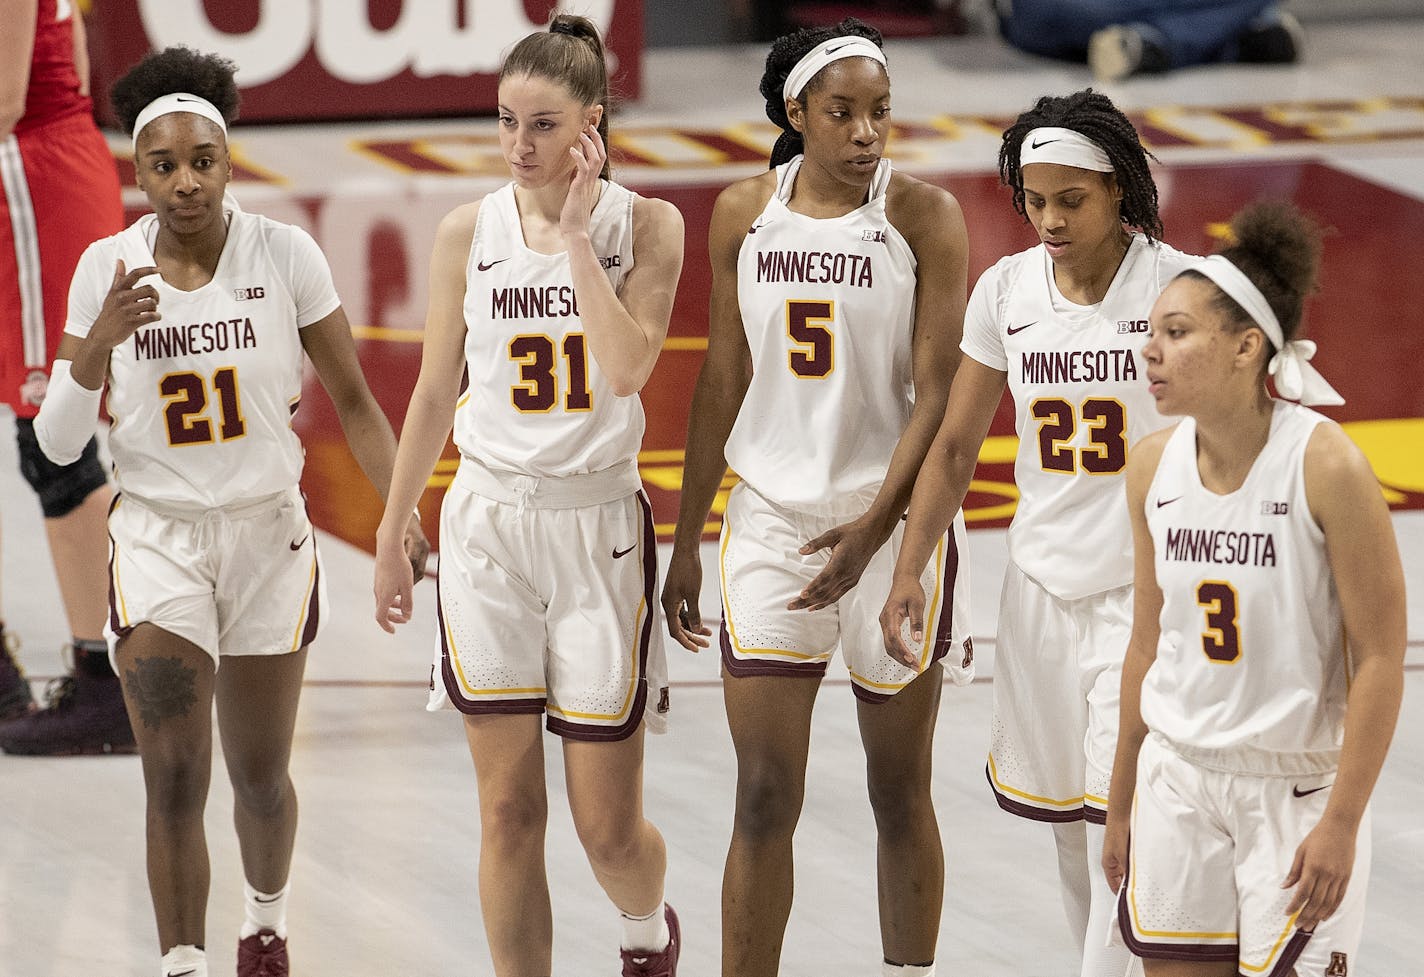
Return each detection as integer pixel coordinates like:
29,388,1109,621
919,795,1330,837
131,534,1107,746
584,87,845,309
1053,820,1091,959
160,944,207,977
619,904,669,952
882,962,935,977
1082,821,1142,977
240,880,290,939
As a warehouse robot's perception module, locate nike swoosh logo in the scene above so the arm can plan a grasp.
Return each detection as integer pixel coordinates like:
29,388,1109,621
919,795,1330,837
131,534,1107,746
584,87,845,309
254,893,283,904
169,970,197,977
1030,138,1060,149
173,96,201,104
824,40,857,55
1293,784,1331,798
612,544,636,559
290,534,309,551
1155,497,1181,508
477,257,508,271
1006,320,1037,335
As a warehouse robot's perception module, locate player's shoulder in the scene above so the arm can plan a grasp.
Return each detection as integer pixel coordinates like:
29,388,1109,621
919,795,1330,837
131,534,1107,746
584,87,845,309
1127,424,1181,488
885,171,965,246
432,198,484,257
630,190,684,240
714,169,778,225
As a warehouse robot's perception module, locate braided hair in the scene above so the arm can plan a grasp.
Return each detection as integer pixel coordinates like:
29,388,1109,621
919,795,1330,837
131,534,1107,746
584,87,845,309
759,18,885,168
1183,200,1323,345
111,46,240,135
999,89,1162,241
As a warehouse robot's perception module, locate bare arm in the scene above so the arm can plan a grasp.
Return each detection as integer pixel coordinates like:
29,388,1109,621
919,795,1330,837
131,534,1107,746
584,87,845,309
880,357,1005,664
658,177,767,650
0,0,39,138
71,5,90,98
300,305,428,576
1283,422,1407,929
1101,428,1171,894
561,127,685,395
791,177,970,611
372,202,477,632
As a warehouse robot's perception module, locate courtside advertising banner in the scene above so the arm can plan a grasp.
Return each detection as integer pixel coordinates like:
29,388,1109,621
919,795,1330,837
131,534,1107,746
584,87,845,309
86,0,643,123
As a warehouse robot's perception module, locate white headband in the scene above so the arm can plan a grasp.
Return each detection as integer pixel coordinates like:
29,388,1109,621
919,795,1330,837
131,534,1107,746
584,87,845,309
132,93,228,154
1191,255,1343,406
1019,127,1114,172
782,35,887,101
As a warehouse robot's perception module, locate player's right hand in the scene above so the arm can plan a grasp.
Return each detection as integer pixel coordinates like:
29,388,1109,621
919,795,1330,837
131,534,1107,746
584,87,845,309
374,534,416,634
879,573,925,669
1102,810,1131,895
661,543,711,652
90,260,161,349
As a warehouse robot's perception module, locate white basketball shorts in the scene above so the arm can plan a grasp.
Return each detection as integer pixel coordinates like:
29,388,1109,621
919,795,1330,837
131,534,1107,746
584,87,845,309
717,481,973,701
106,488,324,665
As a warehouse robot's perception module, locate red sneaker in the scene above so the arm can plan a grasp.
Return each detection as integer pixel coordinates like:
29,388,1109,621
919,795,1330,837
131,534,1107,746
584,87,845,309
237,929,289,977
620,904,680,977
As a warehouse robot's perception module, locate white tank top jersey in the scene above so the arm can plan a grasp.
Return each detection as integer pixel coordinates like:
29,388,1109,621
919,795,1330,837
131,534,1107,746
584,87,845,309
961,234,1196,600
64,202,340,510
454,180,642,478
724,157,919,508
1142,402,1346,769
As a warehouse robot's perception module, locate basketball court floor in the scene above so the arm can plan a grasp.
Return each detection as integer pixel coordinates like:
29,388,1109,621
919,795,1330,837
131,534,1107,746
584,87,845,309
2,16,1423,976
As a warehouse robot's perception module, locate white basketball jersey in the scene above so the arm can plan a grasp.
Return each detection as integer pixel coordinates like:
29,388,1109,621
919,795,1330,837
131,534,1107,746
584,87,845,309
65,203,340,509
1142,402,1346,767
454,180,642,477
724,157,918,507
961,235,1196,600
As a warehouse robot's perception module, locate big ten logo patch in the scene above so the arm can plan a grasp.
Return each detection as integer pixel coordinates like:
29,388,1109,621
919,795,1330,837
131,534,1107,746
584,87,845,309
862,228,887,243
1260,501,1290,515
1117,319,1149,334
234,286,266,301
1325,951,1348,976
598,255,621,270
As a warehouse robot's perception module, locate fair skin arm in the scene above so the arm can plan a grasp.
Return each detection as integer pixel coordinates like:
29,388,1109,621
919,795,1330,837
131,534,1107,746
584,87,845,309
0,0,37,137
373,202,476,631
561,124,684,396
299,307,429,576
72,6,91,98
1101,428,1172,896
1283,422,1406,931
788,178,969,612
659,176,767,651
879,357,1005,666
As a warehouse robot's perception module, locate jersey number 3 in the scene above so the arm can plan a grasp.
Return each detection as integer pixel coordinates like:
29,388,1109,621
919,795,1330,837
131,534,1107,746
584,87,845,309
1196,580,1242,664
161,368,246,446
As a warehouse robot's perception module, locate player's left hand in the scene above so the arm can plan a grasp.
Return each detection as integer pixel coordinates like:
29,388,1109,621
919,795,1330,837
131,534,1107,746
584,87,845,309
788,516,883,612
404,511,431,583
560,124,606,238
1283,813,1356,932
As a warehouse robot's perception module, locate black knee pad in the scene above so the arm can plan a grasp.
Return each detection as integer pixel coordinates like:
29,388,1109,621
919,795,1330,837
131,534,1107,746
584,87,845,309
14,417,108,518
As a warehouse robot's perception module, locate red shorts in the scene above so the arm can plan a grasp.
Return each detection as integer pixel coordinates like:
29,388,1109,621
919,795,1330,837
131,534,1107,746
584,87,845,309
0,112,123,417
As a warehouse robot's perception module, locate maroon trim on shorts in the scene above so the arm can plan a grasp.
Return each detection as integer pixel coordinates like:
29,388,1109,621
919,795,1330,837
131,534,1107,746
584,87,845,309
719,617,829,680
435,573,548,717
105,492,126,636
1266,929,1312,977
297,538,321,649
985,765,1087,823
1116,840,1240,963
852,684,893,704
1083,803,1107,825
926,527,961,668
546,491,659,743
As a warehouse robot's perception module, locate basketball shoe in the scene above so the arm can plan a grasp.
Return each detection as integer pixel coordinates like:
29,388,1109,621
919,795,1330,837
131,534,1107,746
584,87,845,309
620,904,680,977
0,628,34,721
0,647,135,755
237,929,289,977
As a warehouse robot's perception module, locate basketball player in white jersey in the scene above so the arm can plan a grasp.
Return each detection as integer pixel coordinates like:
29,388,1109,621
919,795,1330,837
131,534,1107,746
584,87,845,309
372,16,685,977
661,19,972,977
32,48,427,977
1102,202,1404,976
881,90,1196,977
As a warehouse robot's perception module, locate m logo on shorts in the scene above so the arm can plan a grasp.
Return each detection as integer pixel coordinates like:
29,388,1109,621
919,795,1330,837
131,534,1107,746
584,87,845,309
961,636,974,669
1325,951,1349,976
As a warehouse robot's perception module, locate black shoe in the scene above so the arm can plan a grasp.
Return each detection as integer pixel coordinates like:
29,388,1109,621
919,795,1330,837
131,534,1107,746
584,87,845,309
0,660,136,756
0,631,34,722
1237,9,1304,64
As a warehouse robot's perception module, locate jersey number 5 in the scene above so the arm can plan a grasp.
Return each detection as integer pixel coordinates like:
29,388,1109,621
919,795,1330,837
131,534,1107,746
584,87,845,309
786,300,834,378
509,333,593,413
160,368,246,446
1030,397,1127,475
1196,580,1242,664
